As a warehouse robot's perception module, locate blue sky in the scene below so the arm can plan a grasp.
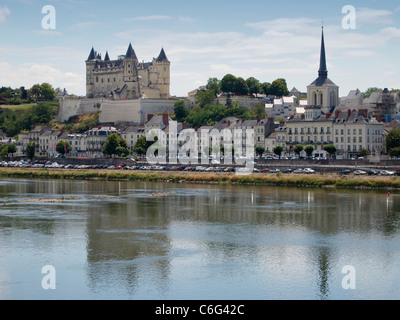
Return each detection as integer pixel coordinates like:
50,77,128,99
0,0,400,98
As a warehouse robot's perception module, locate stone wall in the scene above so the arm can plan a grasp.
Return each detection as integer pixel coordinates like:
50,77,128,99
58,97,102,122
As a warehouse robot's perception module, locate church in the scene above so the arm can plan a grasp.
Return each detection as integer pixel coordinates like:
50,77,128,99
85,43,170,100
306,27,339,114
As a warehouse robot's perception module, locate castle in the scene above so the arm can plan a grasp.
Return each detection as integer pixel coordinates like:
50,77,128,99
86,43,171,100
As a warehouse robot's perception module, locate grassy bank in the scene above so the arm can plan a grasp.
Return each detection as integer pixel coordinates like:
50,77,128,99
0,168,399,191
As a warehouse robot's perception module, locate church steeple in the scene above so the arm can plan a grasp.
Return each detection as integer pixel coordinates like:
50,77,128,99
318,27,328,79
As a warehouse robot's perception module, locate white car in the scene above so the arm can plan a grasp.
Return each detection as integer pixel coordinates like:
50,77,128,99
354,170,367,175
303,168,316,174
380,170,395,176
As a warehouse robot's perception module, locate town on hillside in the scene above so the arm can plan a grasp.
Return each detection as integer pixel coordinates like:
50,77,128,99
1,29,400,164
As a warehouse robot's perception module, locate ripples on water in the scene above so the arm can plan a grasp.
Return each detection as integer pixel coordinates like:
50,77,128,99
0,178,400,300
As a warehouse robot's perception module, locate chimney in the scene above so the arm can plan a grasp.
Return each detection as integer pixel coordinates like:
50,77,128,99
279,121,285,126
182,123,187,129
326,113,332,119
227,121,231,127
335,110,340,118
163,113,169,125
147,114,154,122
361,109,368,118
301,114,305,120
348,109,351,117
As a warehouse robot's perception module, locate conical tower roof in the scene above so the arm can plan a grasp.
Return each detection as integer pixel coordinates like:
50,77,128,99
126,43,137,59
156,48,169,62
87,47,95,60
104,51,110,61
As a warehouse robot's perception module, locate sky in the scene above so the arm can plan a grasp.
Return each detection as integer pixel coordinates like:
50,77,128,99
0,0,400,98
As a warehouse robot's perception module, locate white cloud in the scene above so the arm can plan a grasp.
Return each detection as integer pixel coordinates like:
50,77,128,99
356,7,394,25
0,61,84,95
0,6,10,24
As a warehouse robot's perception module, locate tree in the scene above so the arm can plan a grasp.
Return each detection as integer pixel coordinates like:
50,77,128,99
255,146,265,157
294,144,304,156
7,144,16,158
386,129,400,154
0,146,8,160
103,133,127,158
389,147,400,158
26,142,36,160
28,84,42,102
246,77,262,96
116,146,130,157
56,140,72,156
359,148,371,157
251,102,266,119
305,145,314,158
270,78,289,97
273,146,284,159
195,90,216,108
133,136,152,156
40,83,55,101
174,100,189,122
261,82,272,96
363,87,382,99
31,102,53,125
220,74,237,93
234,77,249,96
323,144,337,158
206,78,221,97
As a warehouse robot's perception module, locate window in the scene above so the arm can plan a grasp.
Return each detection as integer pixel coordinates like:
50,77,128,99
359,129,362,135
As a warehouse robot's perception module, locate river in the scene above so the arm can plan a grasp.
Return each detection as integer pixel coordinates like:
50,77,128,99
0,178,399,300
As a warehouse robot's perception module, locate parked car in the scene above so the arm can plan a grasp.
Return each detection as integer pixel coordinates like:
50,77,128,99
367,170,379,176
269,168,281,173
282,169,293,173
261,168,270,173
339,169,351,175
303,168,316,174
380,170,395,176
354,170,367,175
293,168,304,174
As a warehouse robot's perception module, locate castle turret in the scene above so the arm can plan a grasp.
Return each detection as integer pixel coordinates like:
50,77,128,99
153,48,170,99
86,47,97,98
104,51,110,62
123,43,139,99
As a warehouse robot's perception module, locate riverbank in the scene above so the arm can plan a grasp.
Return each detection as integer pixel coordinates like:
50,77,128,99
1,167,400,191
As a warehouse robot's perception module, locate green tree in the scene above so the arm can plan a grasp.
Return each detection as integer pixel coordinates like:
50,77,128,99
255,146,265,157
294,144,304,156
220,74,237,93
174,100,189,122
273,146,284,159
252,102,266,119
363,87,382,99
26,142,36,160
359,148,370,157
389,147,400,158
31,102,53,125
40,83,55,101
246,77,262,95
206,78,221,97
270,78,289,97
103,133,127,158
56,140,72,156
116,146,130,157
305,145,315,158
0,145,8,160
261,82,272,96
195,90,216,108
28,84,42,102
133,136,151,156
235,77,249,96
7,144,16,158
323,144,337,158
386,129,400,154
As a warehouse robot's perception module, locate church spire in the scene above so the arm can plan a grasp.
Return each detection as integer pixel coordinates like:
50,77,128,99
318,27,328,79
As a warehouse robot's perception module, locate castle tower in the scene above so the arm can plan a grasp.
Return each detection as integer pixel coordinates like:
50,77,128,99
307,28,339,114
153,48,170,99
123,43,140,99
86,47,97,98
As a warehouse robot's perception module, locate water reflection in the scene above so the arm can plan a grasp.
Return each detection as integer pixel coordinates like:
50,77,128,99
1,178,400,299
